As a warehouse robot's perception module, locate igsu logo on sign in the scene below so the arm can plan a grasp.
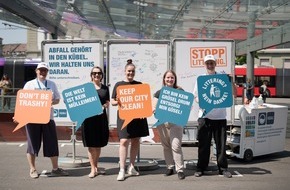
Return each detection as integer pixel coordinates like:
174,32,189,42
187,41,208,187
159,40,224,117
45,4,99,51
258,112,275,125
266,112,275,124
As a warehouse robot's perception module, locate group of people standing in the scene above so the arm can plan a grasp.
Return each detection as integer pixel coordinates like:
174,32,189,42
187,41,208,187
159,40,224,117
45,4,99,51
245,78,268,104
16,54,232,180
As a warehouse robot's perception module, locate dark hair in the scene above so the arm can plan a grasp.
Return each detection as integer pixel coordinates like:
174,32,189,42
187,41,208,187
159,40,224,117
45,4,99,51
127,59,133,64
1,74,9,80
125,62,135,70
162,70,178,89
90,66,104,81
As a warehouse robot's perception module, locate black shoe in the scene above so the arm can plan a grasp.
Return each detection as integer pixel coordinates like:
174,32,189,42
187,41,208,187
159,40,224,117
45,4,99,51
222,170,232,178
194,171,203,177
164,169,174,176
177,172,185,180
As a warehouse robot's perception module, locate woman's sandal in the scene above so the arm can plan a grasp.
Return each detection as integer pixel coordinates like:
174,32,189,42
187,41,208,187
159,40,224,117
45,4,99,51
88,172,98,178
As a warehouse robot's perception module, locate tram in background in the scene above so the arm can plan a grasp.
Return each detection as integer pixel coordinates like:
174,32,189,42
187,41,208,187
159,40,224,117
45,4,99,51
0,58,38,90
235,65,290,97
1,58,289,97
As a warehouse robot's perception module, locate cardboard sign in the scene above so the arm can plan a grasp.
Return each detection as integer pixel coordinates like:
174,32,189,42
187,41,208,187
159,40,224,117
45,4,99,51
197,74,233,114
153,87,193,127
62,83,103,130
117,84,152,129
13,90,52,132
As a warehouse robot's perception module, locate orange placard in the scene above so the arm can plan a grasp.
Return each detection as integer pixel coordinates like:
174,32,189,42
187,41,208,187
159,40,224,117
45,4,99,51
13,90,52,132
117,84,152,129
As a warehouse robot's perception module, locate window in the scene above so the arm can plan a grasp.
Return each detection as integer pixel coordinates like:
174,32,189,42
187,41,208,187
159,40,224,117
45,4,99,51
260,58,270,66
284,59,290,69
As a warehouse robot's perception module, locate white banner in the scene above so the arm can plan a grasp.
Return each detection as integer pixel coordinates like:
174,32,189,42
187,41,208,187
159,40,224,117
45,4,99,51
42,40,103,123
173,39,235,125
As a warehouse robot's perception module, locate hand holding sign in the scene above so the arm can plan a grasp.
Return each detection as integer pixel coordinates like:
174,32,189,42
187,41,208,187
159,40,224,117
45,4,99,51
197,74,233,114
13,90,52,132
153,87,194,127
117,84,152,129
62,83,103,130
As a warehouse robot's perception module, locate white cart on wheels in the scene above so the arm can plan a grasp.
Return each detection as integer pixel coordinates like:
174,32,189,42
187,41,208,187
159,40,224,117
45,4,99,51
227,104,288,162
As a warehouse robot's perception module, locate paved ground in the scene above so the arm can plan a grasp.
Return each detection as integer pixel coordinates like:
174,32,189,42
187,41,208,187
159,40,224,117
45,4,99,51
1,139,290,190
1,97,290,190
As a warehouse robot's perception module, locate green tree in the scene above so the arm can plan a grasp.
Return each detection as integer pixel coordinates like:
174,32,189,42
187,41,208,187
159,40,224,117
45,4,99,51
235,55,246,65
235,52,259,65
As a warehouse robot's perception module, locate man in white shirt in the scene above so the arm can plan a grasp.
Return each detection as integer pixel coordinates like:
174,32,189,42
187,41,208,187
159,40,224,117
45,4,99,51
23,62,68,178
193,55,232,178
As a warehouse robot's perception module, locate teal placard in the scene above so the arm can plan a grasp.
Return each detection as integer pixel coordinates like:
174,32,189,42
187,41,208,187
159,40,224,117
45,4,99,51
197,74,233,115
153,86,194,127
62,83,103,130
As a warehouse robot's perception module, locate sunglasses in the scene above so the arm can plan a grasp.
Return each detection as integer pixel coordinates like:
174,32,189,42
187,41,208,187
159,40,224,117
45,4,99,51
91,72,103,75
39,68,48,72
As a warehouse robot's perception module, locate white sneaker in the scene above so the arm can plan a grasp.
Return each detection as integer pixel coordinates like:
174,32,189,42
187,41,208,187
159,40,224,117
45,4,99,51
117,171,125,181
127,166,139,176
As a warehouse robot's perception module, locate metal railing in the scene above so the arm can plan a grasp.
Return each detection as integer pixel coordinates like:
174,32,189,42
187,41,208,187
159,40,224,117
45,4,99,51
0,88,21,113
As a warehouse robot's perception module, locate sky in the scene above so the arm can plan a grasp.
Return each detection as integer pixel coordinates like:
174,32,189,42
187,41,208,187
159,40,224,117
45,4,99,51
0,20,27,44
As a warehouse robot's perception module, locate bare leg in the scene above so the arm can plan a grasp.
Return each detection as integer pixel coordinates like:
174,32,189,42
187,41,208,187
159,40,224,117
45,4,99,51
27,153,36,171
88,147,97,175
129,138,140,168
50,156,58,170
94,147,101,171
88,147,101,175
119,139,129,170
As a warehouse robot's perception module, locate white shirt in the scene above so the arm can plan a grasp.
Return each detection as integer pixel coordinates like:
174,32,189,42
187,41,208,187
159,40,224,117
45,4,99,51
23,78,60,120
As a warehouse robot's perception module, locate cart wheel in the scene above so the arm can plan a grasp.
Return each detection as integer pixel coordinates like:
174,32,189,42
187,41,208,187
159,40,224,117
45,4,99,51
244,149,253,162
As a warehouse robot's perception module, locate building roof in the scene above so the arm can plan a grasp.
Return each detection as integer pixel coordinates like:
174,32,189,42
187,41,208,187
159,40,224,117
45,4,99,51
2,44,26,53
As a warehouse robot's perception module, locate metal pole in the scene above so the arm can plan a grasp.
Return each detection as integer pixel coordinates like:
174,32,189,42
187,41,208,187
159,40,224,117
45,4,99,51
13,59,16,89
71,124,76,160
246,11,256,84
137,146,140,162
282,61,285,95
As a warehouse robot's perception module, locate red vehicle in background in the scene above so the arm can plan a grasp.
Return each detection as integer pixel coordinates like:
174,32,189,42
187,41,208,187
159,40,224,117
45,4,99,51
235,65,276,97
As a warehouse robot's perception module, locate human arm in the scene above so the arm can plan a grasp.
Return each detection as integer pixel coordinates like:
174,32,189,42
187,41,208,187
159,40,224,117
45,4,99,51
152,90,160,113
0,80,4,88
51,81,60,105
152,97,158,113
103,86,110,109
52,99,60,105
111,98,120,106
103,100,110,108
193,81,199,103
111,82,121,106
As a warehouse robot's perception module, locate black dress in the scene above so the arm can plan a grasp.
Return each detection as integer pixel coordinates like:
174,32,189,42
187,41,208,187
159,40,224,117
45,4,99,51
82,84,109,147
112,80,149,139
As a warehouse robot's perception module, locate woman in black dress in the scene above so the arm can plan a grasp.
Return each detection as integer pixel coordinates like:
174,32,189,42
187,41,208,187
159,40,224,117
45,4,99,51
111,61,149,181
82,66,110,178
